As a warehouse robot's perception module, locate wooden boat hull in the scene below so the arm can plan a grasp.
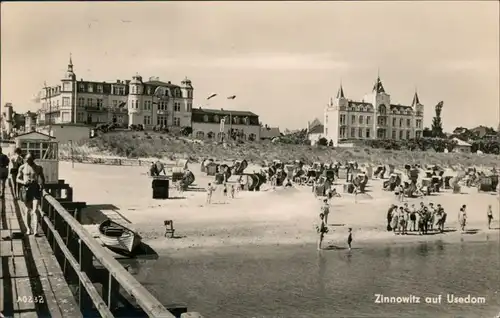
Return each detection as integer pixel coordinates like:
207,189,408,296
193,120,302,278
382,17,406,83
98,220,142,256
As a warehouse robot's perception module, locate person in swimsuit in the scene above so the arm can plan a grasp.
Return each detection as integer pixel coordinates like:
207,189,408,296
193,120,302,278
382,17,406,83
347,228,353,251
230,185,235,199
317,213,328,250
206,183,214,204
16,153,45,236
487,205,493,229
321,199,330,225
458,205,467,232
0,148,10,198
409,204,417,232
9,148,24,199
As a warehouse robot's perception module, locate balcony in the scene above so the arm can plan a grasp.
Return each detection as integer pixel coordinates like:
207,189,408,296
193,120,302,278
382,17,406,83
157,109,170,115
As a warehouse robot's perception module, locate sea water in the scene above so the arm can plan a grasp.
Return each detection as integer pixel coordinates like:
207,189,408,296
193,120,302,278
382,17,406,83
132,240,500,318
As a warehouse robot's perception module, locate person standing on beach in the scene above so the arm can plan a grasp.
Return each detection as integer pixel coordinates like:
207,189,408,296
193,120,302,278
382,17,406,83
391,208,400,234
347,228,353,251
16,153,45,236
230,185,235,199
387,204,396,231
317,213,328,250
398,206,407,234
206,183,214,204
409,204,417,232
321,199,330,225
428,203,436,231
458,205,467,232
9,148,24,199
487,205,493,229
0,148,10,198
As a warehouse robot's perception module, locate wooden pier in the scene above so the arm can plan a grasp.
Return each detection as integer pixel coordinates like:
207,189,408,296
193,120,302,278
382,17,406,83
1,180,197,318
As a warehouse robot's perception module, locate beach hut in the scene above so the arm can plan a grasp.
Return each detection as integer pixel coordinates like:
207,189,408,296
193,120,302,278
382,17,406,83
14,131,58,184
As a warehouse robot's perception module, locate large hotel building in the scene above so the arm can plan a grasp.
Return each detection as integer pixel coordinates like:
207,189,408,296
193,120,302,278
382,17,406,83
323,76,424,146
36,56,261,140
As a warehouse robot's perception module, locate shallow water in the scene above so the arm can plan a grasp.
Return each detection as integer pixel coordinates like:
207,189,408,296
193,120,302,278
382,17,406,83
132,240,500,318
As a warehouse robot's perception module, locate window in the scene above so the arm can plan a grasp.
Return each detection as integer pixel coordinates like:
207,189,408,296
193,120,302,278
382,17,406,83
131,86,136,94
203,115,209,122
135,100,139,109
96,99,103,108
157,116,167,126
147,87,152,95
340,127,346,138
79,83,85,92
351,115,356,124
159,101,168,110
87,98,93,106
366,129,371,138
232,116,239,124
406,131,411,139
399,118,403,127
358,128,363,138
392,118,396,126
174,102,181,112
144,100,152,111
416,131,422,138
214,115,220,123
392,130,396,139
174,117,181,126
87,84,93,92
97,85,103,93
399,130,403,139
416,119,422,128
340,115,346,125
63,82,71,91
195,131,205,139
20,141,56,160
325,128,328,135
113,86,125,95
351,128,355,138
187,102,192,112
62,97,70,106
113,100,118,108
359,115,363,125
407,119,411,127
325,115,328,124
77,112,84,122
143,115,151,125
366,116,371,125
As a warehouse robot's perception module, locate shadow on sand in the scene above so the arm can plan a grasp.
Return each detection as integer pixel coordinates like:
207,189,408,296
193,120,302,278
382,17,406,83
322,245,360,251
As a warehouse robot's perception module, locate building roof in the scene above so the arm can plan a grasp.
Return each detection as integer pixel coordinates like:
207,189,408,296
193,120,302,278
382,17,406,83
192,108,258,117
336,85,345,99
260,127,281,139
452,137,471,147
143,80,181,88
308,124,324,134
308,118,322,129
15,131,55,139
372,76,386,94
411,91,421,106
390,104,413,111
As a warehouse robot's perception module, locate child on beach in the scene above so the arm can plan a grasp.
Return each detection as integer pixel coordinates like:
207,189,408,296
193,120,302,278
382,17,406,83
347,228,353,251
458,205,467,232
206,183,214,204
487,205,493,229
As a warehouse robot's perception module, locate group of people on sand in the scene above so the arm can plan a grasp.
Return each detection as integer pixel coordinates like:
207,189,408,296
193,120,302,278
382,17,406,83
386,202,447,235
0,147,46,236
206,182,237,204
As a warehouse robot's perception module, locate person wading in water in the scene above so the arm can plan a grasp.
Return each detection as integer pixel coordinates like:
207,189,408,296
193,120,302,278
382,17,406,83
316,213,328,250
0,148,10,198
16,153,45,236
9,148,24,199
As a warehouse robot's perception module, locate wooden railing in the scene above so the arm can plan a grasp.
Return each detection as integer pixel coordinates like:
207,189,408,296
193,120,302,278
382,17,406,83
18,181,177,317
59,155,155,166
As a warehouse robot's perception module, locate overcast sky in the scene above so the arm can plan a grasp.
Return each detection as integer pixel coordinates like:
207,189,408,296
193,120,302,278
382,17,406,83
1,1,499,131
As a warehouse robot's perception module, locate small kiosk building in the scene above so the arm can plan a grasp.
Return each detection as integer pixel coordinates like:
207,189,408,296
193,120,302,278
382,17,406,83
14,131,59,184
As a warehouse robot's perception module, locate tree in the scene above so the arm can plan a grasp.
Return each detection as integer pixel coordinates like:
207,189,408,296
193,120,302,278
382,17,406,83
431,101,445,138
317,137,328,146
422,127,433,138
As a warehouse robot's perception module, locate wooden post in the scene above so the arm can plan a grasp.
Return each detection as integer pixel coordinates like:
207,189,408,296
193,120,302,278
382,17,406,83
78,241,94,313
102,272,119,310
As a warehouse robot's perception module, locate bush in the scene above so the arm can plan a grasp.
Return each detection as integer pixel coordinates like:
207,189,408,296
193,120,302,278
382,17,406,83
317,137,328,146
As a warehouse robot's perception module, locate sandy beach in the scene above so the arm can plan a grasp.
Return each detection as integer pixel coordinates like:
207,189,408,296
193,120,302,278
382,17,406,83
58,161,500,254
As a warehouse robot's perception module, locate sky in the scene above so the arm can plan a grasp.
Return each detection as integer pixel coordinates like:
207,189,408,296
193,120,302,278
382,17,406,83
1,1,499,131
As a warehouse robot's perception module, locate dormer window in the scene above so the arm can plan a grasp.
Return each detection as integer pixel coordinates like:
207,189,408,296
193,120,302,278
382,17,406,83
214,115,220,123
88,84,93,93
203,115,209,122
97,85,103,93
147,87,152,95
233,116,239,124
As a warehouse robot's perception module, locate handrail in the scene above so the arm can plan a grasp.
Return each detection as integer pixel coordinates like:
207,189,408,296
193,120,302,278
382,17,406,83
42,192,175,317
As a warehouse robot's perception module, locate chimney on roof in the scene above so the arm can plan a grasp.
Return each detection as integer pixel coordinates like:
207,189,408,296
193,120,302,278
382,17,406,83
221,108,224,111
168,81,171,84
117,80,120,83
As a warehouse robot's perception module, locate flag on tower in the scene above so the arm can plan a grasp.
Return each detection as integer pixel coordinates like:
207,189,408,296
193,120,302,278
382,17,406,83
227,95,236,99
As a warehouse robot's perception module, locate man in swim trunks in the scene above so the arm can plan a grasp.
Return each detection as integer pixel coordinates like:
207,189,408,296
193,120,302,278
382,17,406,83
16,153,45,235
